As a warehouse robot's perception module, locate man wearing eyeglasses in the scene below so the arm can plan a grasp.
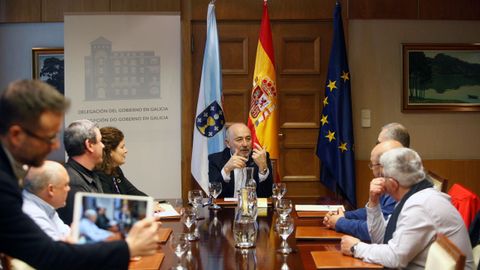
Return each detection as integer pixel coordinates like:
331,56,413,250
324,140,401,241
323,123,409,241
0,80,159,270
340,147,473,269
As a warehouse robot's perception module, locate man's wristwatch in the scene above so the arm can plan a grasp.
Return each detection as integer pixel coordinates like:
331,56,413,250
350,243,358,256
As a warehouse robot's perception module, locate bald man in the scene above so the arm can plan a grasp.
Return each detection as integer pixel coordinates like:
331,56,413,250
22,161,71,241
324,140,403,241
208,123,273,198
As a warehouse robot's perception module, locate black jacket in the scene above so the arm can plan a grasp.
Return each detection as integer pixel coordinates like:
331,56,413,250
0,144,130,270
96,167,147,196
208,148,273,198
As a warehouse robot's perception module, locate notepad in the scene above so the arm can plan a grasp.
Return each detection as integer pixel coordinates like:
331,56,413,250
154,203,180,219
295,204,345,212
218,197,270,208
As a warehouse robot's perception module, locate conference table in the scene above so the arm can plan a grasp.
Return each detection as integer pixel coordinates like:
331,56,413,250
129,198,382,270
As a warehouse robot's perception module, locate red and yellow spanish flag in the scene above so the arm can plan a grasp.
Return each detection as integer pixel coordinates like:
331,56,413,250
248,1,280,165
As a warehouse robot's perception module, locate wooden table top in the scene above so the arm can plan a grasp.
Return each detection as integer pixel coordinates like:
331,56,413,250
132,198,381,270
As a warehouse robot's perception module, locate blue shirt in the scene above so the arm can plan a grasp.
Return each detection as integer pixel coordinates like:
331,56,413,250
335,194,396,241
79,218,112,242
22,190,71,241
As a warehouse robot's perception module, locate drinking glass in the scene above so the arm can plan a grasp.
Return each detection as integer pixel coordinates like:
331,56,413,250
233,216,257,248
276,198,293,220
208,182,223,210
276,216,294,254
180,207,198,241
272,183,287,208
188,190,204,209
169,233,189,270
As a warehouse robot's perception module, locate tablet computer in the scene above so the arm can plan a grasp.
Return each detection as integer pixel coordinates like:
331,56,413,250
72,192,154,243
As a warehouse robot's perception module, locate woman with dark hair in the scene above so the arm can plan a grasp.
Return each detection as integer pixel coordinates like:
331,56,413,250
96,127,147,196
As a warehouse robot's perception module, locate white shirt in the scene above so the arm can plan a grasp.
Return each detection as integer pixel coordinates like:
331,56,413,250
22,190,71,241
355,188,474,270
221,167,269,198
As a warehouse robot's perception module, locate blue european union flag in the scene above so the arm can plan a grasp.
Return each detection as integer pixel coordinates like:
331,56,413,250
316,3,356,207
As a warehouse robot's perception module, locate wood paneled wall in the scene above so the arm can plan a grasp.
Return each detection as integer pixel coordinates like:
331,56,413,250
1,0,479,204
0,0,181,23
348,0,480,19
2,0,480,23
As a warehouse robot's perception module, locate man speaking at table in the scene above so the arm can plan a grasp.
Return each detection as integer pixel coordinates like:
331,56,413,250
208,123,273,198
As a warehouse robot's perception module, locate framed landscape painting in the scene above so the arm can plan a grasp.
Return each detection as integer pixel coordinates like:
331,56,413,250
32,47,64,94
402,43,480,112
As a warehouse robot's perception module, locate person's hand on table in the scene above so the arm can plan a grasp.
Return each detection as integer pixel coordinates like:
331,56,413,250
341,235,361,256
323,208,344,229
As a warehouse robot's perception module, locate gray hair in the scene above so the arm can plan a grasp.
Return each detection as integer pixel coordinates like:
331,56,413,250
380,147,425,187
380,123,410,147
225,123,249,141
0,80,70,134
64,119,98,157
23,161,64,194
84,209,97,218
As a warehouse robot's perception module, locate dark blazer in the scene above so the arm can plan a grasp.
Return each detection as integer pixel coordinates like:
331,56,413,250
208,148,273,198
0,144,130,270
96,167,147,196
58,159,103,225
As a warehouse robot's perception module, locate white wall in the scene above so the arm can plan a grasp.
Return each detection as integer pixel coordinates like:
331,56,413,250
0,22,65,161
349,20,480,159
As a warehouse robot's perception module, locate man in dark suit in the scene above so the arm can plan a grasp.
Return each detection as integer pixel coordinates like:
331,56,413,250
57,119,105,225
0,79,158,270
208,123,273,198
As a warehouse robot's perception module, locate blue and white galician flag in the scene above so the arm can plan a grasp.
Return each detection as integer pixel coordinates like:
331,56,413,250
191,3,225,193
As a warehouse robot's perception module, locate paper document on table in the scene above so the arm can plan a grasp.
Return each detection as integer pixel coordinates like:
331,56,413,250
224,197,238,202
154,203,180,218
257,198,268,208
295,204,345,212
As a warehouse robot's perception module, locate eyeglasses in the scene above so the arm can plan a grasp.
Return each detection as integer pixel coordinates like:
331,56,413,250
21,126,59,145
368,162,382,170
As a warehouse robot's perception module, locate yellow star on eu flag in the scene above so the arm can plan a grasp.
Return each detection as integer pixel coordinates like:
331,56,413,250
321,114,328,126
341,71,349,82
325,130,336,142
327,80,337,92
323,96,329,106
338,142,348,152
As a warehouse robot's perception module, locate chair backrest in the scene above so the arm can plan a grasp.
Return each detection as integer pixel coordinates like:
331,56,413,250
425,233,466,270
448,183,480,229
472,244,480,270
426,170,448,193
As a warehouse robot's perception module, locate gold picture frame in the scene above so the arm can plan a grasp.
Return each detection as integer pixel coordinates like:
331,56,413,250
402,43,480,112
